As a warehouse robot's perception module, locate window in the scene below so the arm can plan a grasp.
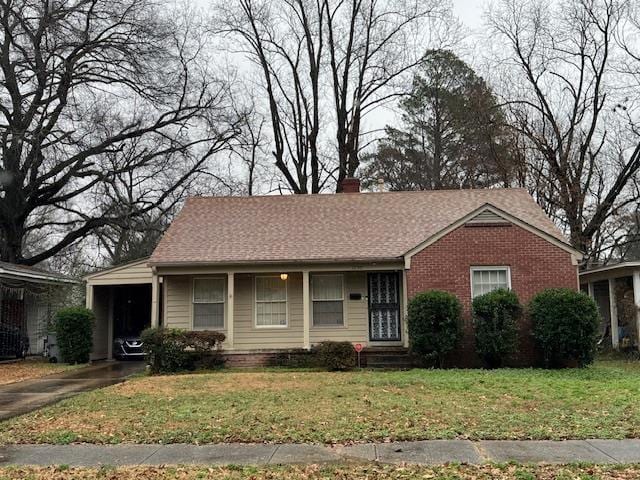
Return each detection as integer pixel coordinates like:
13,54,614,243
193,278,225,329
471,267,511,298
255,276,287,327
312,274,344,326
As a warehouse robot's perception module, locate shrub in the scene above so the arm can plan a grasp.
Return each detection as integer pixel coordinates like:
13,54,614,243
530,288,600,368
313,341,356,371
407,290,462,367
184,331,226,370
141,328,225,374
473,289,522,368
54,307,95,364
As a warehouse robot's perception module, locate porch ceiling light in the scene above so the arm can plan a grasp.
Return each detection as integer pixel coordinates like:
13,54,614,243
280,273,288,281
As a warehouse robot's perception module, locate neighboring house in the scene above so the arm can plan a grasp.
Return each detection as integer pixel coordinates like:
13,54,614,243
580,262,640,352
86,179,582,366
0,261,76,356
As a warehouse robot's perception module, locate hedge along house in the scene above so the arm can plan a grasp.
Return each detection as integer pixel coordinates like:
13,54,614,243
110,179,581,367
0,261,77,356
579,262,640,352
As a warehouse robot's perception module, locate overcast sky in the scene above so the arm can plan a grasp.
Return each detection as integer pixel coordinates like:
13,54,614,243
452,0,487,29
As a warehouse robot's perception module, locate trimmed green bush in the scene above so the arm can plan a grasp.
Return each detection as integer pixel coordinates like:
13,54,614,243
407,290,462,367
54,306,95,364
473,289,522,368
530,288,600,368
141,328,225,374
313,341,356,371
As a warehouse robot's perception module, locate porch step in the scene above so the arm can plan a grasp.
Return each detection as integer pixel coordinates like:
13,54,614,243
363,349,414,369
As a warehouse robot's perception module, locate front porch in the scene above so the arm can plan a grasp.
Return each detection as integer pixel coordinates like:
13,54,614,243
580,261,640,351
155,263,409,352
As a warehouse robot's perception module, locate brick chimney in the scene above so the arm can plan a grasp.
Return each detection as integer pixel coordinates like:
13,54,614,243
339,177,360,193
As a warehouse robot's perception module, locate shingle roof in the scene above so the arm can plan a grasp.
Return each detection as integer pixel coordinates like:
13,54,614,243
150,188,570,265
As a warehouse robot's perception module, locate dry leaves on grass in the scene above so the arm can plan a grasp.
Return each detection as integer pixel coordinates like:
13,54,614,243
0,360,80,386
2,464,640,480
113,372,318,397
3,361,640,445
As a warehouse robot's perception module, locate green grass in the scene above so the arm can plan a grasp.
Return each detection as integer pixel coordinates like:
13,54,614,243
0,359,639,444
1,464,640,480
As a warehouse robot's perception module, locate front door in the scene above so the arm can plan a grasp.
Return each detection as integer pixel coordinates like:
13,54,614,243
368,272,401,341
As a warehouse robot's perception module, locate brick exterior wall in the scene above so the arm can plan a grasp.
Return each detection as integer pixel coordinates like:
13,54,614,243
406,223,578,367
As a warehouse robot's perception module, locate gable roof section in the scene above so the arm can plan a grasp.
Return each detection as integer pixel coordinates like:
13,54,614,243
403,203,582,268
150,188,576,266
83,257,152,282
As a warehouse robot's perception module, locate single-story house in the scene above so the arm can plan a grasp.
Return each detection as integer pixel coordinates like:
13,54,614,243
86,179,582,366
0,261,77,356
580,261,640,352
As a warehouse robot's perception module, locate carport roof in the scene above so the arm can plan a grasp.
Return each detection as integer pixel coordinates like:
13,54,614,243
83,257,151,282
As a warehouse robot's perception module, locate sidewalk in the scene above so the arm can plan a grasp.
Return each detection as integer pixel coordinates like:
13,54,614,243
1,439,639,466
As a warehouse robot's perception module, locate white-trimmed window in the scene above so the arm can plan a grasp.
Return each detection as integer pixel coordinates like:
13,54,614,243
255,276,287,327
312,274,344,326
471,267,511,298
193,278,225,329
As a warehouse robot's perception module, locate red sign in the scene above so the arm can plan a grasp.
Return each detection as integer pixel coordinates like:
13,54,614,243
354,343,363,353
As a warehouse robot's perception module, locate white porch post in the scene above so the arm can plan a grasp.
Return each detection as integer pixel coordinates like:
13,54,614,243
587,282,594,300
303,270,310,350
227,273,234,349
151,272,160,328
608,278,619,349
633,270,640,352
107,288,114,360
85,283,94,310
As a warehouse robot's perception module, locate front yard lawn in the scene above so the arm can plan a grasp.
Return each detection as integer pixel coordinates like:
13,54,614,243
0,358,84,386
2,464,640,480
0,360,639,444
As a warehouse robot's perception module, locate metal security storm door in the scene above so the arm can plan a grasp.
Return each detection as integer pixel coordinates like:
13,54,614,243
368,272,401,341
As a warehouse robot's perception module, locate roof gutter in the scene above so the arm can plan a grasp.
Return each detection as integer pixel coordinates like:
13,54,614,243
0,267,78,284
148,257,404,268
579,261,640,276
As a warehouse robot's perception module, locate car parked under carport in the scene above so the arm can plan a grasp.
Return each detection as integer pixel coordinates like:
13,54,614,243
84,258,158,360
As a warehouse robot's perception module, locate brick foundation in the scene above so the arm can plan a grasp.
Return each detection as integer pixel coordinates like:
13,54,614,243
221,348,413,369
222,350,312,368
406,223,578,367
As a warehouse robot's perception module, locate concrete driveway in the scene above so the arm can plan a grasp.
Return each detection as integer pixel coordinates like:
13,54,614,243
0,361,145,421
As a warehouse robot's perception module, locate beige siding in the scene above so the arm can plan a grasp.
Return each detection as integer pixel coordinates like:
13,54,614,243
309,272,369,344
86,259,152,285
164,275,192,330
233,273,304,349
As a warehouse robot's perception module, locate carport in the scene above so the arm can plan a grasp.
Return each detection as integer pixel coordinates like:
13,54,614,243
84,258,160,360
580,261,640,352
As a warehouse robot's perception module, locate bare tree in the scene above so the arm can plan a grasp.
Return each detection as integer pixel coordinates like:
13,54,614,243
0,0,240,265
219,0,329,193
219,0,447,193
324,0,445,190
488,0,640,259
224,95,273,196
